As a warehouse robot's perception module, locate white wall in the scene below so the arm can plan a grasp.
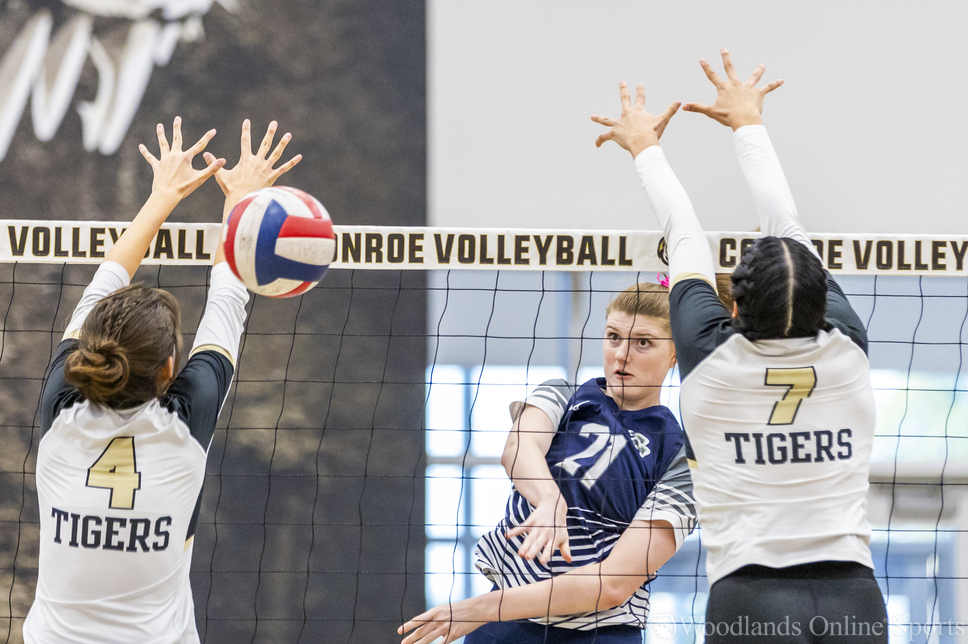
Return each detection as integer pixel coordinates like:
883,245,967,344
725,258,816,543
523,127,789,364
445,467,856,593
429,1,968,235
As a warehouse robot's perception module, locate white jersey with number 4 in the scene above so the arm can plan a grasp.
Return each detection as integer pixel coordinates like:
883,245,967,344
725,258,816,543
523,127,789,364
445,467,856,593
679,327,876,584
23,262,248,644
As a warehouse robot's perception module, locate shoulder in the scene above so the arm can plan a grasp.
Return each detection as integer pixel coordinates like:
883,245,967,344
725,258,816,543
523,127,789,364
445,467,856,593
161,350,234,447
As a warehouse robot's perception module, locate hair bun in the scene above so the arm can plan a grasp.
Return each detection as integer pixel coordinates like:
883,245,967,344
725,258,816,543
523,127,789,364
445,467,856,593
65,338,130,403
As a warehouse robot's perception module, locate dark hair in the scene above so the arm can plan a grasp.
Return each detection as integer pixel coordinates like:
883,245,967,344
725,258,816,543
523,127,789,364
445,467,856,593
65,285,183,408
606,282,671,332
730,237,827,341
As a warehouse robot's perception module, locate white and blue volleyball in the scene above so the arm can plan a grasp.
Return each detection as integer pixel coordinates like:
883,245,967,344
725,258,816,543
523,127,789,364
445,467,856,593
223,187,337,298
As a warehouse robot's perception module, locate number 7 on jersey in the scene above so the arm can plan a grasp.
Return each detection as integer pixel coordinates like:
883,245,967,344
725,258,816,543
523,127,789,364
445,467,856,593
765,367,817,425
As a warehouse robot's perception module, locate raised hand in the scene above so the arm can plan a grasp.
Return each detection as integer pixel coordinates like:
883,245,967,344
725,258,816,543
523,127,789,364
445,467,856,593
504,493,572,565
591,81,680,158
682,48,784,130
203,119,302,206
398,600,486,644
138,116,224,204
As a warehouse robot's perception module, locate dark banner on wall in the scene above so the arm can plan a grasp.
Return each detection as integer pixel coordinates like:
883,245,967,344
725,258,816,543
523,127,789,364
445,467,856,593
0,2,426,643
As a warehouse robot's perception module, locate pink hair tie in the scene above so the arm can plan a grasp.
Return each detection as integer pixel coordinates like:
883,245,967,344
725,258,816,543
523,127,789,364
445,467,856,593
657,273,670,289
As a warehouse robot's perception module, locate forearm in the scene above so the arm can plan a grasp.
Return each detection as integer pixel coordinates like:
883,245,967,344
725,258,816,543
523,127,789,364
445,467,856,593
192,263,249,365
470,563,627,621
734,125,819,259
106,192,179,278
634,147,716,285
504,437,563,507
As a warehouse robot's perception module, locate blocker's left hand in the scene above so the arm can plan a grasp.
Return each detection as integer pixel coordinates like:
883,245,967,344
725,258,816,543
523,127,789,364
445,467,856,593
139,116,224,204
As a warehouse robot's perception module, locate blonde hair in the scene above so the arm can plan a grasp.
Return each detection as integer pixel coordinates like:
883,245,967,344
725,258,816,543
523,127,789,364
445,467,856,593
605,283,671,331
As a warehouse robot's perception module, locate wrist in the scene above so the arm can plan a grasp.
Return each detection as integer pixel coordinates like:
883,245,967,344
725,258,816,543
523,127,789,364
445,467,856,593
728,113,763,131
145,189,181,213
628,136,659,159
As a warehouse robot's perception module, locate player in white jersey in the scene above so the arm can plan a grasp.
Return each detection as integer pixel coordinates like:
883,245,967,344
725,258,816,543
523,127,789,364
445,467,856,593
400,284,697,644
23,118,301,644
593,50,888,643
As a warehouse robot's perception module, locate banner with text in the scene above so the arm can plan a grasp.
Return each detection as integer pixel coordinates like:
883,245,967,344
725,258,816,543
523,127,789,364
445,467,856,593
1,221,966,276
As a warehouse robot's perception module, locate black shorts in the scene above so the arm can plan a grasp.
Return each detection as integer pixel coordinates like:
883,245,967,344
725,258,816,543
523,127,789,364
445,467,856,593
705,561,888,644
464,620,641,644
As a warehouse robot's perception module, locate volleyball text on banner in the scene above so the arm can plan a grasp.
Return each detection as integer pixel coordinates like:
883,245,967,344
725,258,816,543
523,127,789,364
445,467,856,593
1,221,966,276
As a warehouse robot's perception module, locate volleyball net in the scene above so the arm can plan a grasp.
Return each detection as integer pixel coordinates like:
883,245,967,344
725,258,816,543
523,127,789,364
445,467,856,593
1,223,966,643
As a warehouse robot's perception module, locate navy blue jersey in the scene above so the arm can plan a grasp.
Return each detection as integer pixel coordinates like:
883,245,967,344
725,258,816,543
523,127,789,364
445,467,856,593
475,378,696,630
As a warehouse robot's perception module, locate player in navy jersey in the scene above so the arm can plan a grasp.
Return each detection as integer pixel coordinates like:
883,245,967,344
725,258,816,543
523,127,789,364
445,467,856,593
400,284,697,644
23,118,300,644
593,50,888,643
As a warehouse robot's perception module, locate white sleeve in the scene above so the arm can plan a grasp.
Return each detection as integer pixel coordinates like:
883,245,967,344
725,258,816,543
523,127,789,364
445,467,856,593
63,261,130,340
632,446,697,551
508,379,572,428
734,124,821,261
634,146,716,286
191,263,249,366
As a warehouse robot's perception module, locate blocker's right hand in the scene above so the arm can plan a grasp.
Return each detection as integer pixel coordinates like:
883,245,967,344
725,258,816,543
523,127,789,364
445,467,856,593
682,48,784,130
504,493,572,565
203,119,302,208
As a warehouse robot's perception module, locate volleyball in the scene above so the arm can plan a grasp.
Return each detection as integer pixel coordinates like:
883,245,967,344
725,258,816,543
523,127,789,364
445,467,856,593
223,186,337,298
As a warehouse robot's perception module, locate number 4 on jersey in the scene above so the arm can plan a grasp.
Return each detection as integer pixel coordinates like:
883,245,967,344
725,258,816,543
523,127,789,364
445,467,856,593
765,367,817,425
86,437,141,510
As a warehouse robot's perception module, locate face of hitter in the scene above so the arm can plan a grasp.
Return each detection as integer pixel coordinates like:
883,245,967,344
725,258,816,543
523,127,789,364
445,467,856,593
602,312,676,411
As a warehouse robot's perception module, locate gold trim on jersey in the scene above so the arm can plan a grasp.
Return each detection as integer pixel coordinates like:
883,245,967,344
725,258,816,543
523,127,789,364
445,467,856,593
190,344,234,366
62,329,81,340
671,272,716,290
184,536,194,551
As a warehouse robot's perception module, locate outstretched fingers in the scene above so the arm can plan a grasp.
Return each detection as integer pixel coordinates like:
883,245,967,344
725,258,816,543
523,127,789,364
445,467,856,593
139,143,158,167
619,81,631,110
760,78,784,96
654,100,681,138
747,63,766,86
699,58,724,87
720,48,739,81
155,122,169,154
187,129,217,157
259,120,279,158
591,114,617,127
634,82,645,107
170,116,183,151
681,102,712,115
239,119,253,157
269,131,292,163
269,153,303,182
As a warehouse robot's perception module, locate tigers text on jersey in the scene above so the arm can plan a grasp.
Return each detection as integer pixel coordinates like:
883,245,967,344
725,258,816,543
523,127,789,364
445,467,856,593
679,326,876,584
474,378,697,630
23,262,247,644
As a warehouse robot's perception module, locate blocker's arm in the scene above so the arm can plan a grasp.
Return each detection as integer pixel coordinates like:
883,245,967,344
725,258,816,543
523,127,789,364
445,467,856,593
110,117,222,279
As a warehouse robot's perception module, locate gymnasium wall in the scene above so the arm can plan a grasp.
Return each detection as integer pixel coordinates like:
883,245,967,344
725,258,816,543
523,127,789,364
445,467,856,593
0,1,426,642
428,0,968,235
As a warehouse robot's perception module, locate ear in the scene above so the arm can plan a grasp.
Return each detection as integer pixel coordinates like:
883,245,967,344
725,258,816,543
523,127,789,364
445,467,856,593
731,301,739,319
157,355,175,388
